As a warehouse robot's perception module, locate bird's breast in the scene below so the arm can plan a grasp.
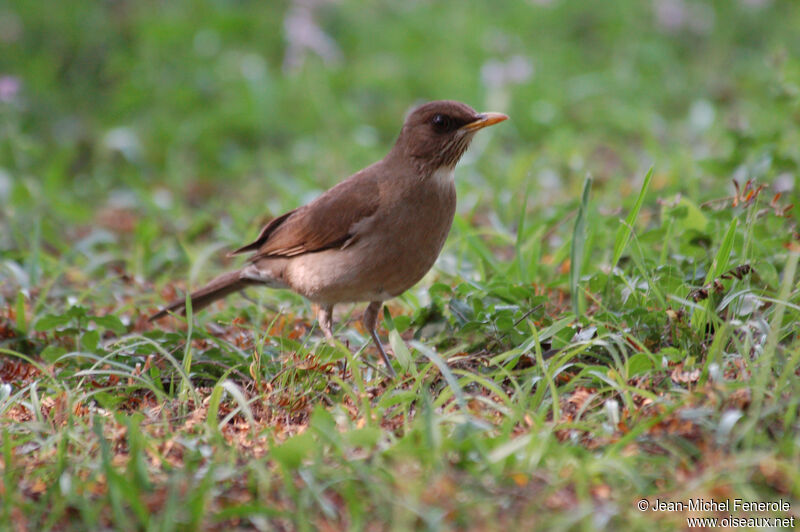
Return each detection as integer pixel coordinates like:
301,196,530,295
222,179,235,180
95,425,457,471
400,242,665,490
384,170,456,264
350,168,458,295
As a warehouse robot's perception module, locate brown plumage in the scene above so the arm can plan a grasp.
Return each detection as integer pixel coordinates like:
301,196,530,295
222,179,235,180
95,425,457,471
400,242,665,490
150,100,508,376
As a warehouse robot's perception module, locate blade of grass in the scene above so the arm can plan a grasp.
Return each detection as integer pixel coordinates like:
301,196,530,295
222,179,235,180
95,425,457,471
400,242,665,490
611,166,654,271
691,218,738,331
570,175,592,317
15,292,27,334
384,306,414,375
206,369,234,436
125,335,199,404
746,249,799,447
218,380,257,433
515,184,530,283
179,293,195,406
628,232,667,308
411,341,466,411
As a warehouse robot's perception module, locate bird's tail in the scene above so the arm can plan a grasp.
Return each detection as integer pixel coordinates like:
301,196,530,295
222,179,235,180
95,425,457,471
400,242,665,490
149,270,256,321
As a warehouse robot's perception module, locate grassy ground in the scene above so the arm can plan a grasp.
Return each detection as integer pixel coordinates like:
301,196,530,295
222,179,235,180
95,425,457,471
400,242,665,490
2,0,800,529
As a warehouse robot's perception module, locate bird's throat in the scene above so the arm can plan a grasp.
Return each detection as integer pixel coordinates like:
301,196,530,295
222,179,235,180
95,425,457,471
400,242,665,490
430,166,456,189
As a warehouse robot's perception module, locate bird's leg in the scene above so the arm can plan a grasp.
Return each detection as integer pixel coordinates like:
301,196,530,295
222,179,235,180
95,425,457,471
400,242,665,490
317,304,334,342
363,301,396,377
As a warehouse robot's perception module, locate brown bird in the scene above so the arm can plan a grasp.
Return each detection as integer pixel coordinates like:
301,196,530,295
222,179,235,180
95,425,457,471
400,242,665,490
150,100,508,376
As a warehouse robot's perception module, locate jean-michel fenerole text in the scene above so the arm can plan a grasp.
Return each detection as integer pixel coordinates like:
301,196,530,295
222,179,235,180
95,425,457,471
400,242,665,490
649,498,790,514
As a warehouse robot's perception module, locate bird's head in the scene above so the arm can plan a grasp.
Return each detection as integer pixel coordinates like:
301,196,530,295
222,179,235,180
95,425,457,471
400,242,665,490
392,100,508,173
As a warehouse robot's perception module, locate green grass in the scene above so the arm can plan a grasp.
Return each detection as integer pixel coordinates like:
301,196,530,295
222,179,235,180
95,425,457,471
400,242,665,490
2,0,800,529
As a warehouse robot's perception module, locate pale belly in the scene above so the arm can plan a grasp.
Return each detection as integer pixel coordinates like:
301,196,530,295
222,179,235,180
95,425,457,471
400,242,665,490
284,176,456,304
284,222,451,303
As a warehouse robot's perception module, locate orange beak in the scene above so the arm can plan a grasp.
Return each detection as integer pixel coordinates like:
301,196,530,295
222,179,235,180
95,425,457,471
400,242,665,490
460,112,509,132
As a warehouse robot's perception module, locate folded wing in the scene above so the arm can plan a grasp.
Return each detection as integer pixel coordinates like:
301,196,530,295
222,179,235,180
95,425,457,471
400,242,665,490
231,171,381,261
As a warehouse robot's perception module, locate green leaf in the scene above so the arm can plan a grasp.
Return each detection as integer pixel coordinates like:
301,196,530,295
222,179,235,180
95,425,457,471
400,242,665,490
271,432,315,469
40,345,67,363
34,314,72,331
92,315,127,335
389,329,413,375
626,353,654,377
345,427,382,449
180,293,195,404
659,347,685,362
537,317,574,343
393,314,411,333
412,341,467,411
310,404,337,435
81,329,100,351
612,167,654,270
206,372,234,435
15,292,26,334
95,391,126,410
66,305,88,320
704,218,738,283
663,197,708,233
691,218,738,331
487,434,532,464
384,306,413,374
570,175,592,317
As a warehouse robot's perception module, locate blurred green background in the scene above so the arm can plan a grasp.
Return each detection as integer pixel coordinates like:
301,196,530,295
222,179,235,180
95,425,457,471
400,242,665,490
2,0,798,297
3,1,800,529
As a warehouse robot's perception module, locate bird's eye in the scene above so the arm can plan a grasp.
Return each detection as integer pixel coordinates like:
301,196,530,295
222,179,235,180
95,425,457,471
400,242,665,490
431,114,453,132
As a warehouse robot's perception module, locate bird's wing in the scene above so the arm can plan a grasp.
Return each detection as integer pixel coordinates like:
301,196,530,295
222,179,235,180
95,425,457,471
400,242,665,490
230,170,381,260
